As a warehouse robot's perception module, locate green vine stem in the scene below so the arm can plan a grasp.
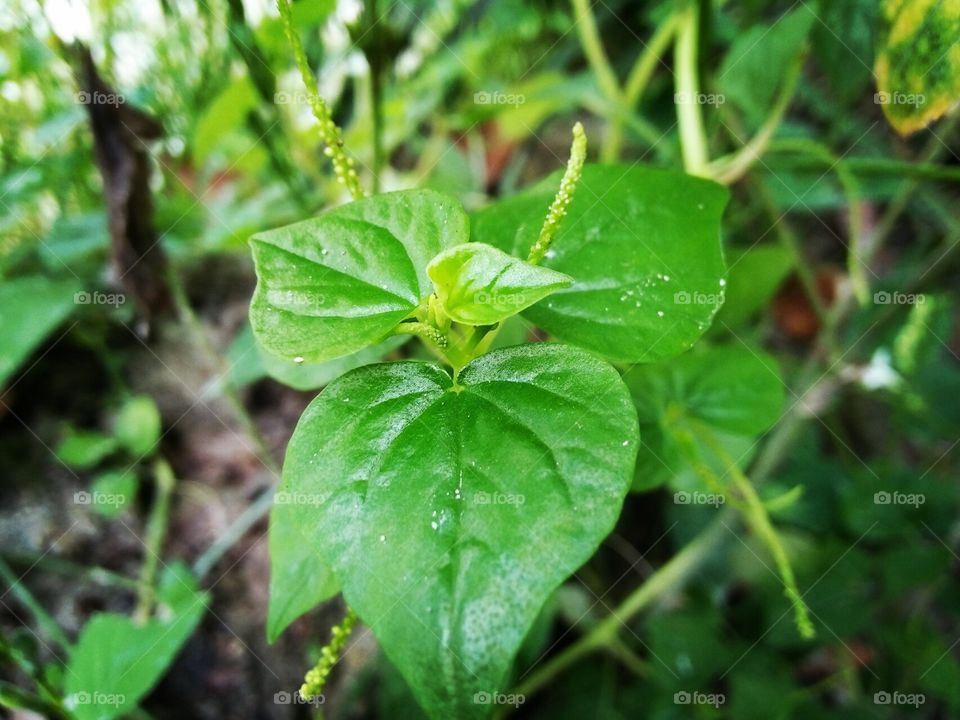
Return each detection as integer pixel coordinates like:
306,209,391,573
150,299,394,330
607,635,649,677
708,53,805,185
691,422,815,639
1,552,141,591
764,137,869,306
134,457,175,623
509,517,732,706
570,0,679,162
511,370,837,705
369,60,384,194
570,0,622,161
300,608,358,700
764,150,960,184
672,422,813,641
575,0,733,162
167,251,283,479
669,419,746,511
276,0,365,200
604,11,682,161
164,267,288,581
871,115,959,258
675,1,709,175
622,12,680,110
0,678,69,720
528,122,587,265
570,0,620,109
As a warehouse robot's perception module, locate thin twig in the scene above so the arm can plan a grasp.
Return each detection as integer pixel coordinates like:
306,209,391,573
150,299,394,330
0,557,73,652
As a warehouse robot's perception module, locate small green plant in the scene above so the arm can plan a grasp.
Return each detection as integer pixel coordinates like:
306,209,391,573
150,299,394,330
251,133,718,717
250,6,816,716
252,121,823,715
3,0,959,717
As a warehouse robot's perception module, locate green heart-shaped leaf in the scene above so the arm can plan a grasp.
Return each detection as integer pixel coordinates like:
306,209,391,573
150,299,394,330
427,243,572,325
472,165,728,363
276,344,638,718
250,190,468,363
623,344,784,492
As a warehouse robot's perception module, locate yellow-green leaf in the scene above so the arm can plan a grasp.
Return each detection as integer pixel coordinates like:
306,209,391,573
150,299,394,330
875,0,960,135
427,243,572,326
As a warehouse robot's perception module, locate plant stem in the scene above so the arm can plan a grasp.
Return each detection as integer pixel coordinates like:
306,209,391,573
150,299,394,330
514,292,864,702
606,636,649,677
225,0,310,209
709,54,804,184
0,680,70,719
160,268,283,581
866,114,959,249
167,268,281,477
370,63,384,194
675,2,709,175
365,0,384,193
670,418,813,638
669,416,745,509
192,486,276,580
134,458,175,622
765,152,960,184
602,11,680,161
1,552,141,591
578,94,665,153
696,424,815,639
570,0,621,107
623,12,681,108
760,137,868,305
0,557,73,652
512,517,730,700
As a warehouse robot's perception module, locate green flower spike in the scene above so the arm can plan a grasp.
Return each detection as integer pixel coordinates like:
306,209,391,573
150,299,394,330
277,0,365,201
528,121,588,265
392,320,449,348
299,608,358,700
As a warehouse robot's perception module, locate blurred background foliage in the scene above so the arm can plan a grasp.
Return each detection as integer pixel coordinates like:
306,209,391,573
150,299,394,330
1,0,959,718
